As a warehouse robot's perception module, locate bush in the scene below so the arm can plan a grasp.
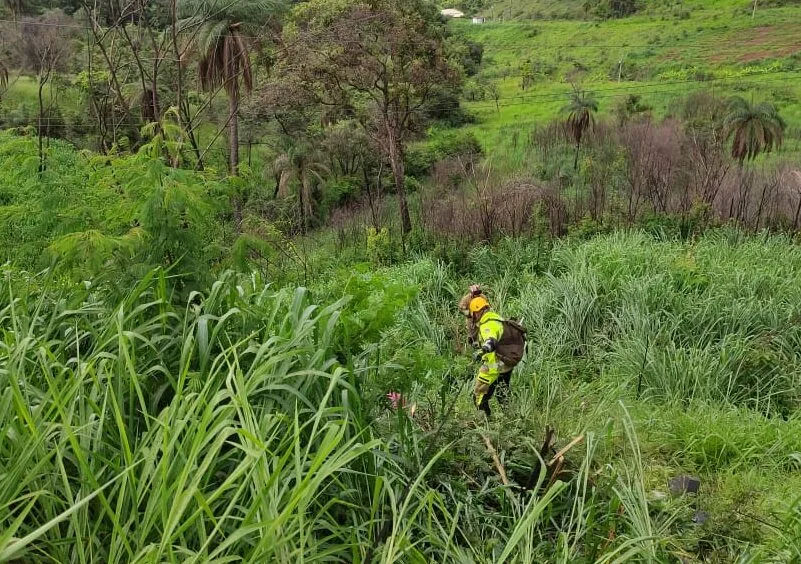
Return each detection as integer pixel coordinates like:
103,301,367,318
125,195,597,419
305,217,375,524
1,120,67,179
320,176,362,216
405,129,482,179
591,0,640,18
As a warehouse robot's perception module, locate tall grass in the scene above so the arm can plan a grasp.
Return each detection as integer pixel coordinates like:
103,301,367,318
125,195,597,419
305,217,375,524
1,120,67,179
374,228,801,559
6,227,801,560
0,265,626,562
495,230,801,413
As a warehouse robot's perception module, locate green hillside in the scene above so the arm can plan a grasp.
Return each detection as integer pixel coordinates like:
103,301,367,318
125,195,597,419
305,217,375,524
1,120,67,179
473,0,799,20
455,0,801,157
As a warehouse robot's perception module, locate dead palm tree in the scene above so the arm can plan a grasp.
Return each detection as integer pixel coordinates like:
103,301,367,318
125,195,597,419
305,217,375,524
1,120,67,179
724,96,785,167
563,86,598,170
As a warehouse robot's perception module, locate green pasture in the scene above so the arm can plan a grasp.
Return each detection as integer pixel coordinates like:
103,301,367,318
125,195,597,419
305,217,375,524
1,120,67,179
475,0,795,21
455,1,801,155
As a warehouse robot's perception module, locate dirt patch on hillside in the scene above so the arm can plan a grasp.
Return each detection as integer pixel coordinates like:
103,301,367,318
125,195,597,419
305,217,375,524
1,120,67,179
706,25,801,63
739,44,801,62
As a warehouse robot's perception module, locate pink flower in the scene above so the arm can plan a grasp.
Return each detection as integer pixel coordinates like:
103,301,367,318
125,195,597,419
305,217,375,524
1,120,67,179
387,392,405,409
387,392,416,417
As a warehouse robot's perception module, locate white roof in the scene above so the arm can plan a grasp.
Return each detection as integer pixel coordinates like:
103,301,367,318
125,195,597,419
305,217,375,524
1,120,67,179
441,8,465,17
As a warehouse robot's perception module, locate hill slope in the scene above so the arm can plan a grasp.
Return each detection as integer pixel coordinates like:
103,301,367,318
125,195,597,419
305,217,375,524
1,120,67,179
454,0,801,156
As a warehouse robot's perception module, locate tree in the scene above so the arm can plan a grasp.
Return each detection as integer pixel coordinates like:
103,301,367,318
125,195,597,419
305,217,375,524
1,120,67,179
273,140,328,232
179,0,285,227
588,0,639,18
285,0,460,236
520,60,535,91
563,86,598,170
724,96,785,167
613,94,651,125
15,9,74,171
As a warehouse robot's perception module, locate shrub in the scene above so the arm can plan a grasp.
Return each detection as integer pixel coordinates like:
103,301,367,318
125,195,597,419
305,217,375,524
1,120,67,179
405,129,482,179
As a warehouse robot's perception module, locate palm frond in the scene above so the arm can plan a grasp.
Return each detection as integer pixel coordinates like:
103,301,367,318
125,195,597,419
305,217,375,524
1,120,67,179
178,0,286,25
563,88,598,145
724,96,785,164
234,32,253,93
199,19,229,57
277,169,293,197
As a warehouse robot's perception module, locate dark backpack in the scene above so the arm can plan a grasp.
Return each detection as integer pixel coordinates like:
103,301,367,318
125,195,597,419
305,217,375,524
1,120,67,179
496,318,527,367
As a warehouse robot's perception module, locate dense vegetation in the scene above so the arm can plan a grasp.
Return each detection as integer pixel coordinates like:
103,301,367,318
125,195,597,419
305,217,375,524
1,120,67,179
2,0,801,561
5,230,801,561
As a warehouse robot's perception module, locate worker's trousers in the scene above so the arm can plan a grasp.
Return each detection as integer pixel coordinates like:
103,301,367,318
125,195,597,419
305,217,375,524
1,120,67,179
475,370,512,417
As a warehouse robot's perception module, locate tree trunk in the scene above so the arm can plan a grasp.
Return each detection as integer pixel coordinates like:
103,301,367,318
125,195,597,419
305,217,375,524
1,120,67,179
363,163,378,229
386,127,411,235
229,93,242,231
229,94,240,175
573,139,581,171
752,0,758,18
273,173,281,199
301,169,313,232
119,24,152,122
83,4,141,146
170,0,202,168
298,167,305,232
37,72,46,173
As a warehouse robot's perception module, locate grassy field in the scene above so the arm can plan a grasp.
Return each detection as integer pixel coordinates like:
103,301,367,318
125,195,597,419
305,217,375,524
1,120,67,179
475,0,782,20
455,0,801,156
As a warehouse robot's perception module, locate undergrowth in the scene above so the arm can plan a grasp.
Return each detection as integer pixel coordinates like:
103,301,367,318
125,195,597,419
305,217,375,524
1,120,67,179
4,228,801,560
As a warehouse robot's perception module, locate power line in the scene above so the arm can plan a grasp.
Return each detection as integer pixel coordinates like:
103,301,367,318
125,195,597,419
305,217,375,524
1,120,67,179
2,64,798,123
473,40,801,49
9,68,801,118
9,64,801,117
3,71,799,133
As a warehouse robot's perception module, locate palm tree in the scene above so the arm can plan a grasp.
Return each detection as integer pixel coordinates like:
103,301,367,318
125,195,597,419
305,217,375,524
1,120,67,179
563,87,598,170
724,96,785,167
273,141,329,232
179,0,285,226
195,21,252,177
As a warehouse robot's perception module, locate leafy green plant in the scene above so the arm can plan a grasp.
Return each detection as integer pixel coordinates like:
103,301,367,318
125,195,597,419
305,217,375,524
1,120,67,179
366,226,391,266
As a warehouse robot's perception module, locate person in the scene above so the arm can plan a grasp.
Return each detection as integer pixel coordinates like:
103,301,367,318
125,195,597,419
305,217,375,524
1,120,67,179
458,284,483,347
461,290,524,417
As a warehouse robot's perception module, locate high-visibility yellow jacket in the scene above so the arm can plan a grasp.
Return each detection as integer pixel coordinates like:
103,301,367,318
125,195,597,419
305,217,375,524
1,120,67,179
477,311,505,384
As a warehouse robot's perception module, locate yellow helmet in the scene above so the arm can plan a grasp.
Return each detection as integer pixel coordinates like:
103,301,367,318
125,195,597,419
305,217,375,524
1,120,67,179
468,296,490,314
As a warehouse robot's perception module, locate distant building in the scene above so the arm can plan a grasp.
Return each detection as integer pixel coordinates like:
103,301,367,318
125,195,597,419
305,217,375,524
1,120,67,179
440,8,465,18
472,17,486,24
